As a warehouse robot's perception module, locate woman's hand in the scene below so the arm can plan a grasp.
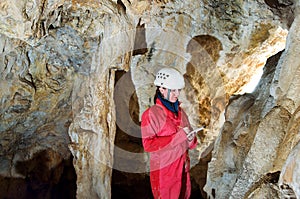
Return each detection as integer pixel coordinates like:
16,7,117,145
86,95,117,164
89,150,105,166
183,126,205,142
182,127,196,142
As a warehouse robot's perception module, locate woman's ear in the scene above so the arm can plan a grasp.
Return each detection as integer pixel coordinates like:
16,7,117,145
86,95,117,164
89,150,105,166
158,87,164,94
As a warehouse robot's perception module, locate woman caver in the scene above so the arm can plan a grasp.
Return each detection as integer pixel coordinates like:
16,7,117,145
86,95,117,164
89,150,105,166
141,68,198,199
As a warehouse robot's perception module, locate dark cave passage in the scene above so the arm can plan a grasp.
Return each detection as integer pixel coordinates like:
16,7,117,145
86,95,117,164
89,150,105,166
111,124,153,199
0,150,77,199
112,69,152,199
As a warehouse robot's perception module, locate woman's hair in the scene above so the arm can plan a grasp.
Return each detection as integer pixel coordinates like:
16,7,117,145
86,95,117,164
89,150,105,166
154,87,160,104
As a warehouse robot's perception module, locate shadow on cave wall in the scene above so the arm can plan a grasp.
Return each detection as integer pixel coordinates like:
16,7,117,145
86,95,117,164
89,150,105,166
0,150,77,199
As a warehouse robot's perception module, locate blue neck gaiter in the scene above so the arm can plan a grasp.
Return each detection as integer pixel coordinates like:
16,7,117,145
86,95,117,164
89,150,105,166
157,92,179,115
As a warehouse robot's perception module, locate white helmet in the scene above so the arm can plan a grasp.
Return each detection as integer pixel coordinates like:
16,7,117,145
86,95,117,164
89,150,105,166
154,68,185,89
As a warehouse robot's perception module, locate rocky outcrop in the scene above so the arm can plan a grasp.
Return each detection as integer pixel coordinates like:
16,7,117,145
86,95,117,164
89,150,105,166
0,0,299,198
205,6,300,198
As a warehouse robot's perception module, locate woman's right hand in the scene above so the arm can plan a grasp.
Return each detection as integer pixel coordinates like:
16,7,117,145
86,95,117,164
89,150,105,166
182,127,195,142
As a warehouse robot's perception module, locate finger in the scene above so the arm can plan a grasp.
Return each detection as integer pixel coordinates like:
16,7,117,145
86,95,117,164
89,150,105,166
187,134,195,141
182,127,189,133
187,136,194,142
187,131,195,137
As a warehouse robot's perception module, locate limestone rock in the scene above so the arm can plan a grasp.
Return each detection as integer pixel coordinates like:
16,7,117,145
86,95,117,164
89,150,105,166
0,0,299,198
205,7,300,198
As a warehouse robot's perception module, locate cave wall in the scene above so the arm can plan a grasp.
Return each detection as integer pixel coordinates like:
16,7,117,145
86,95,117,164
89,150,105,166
0,0,134,198
0,0,299,198
205,6,300,198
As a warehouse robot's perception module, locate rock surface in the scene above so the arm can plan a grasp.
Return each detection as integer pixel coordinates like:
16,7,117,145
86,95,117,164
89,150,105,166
0,0,299,198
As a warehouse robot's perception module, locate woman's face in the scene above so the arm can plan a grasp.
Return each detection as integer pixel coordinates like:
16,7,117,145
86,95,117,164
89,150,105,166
159,87,181,103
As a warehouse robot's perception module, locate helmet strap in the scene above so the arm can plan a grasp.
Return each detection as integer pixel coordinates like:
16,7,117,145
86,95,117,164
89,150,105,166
167,89,171,101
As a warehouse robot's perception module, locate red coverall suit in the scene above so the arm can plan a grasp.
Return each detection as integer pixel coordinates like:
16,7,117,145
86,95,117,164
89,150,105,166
141,98,197,199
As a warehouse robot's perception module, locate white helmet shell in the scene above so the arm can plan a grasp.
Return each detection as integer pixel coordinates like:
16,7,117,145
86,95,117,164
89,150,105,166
154,68,185,89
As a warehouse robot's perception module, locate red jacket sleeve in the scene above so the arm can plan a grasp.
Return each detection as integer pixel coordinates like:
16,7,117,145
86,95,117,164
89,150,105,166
189,136,197,149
